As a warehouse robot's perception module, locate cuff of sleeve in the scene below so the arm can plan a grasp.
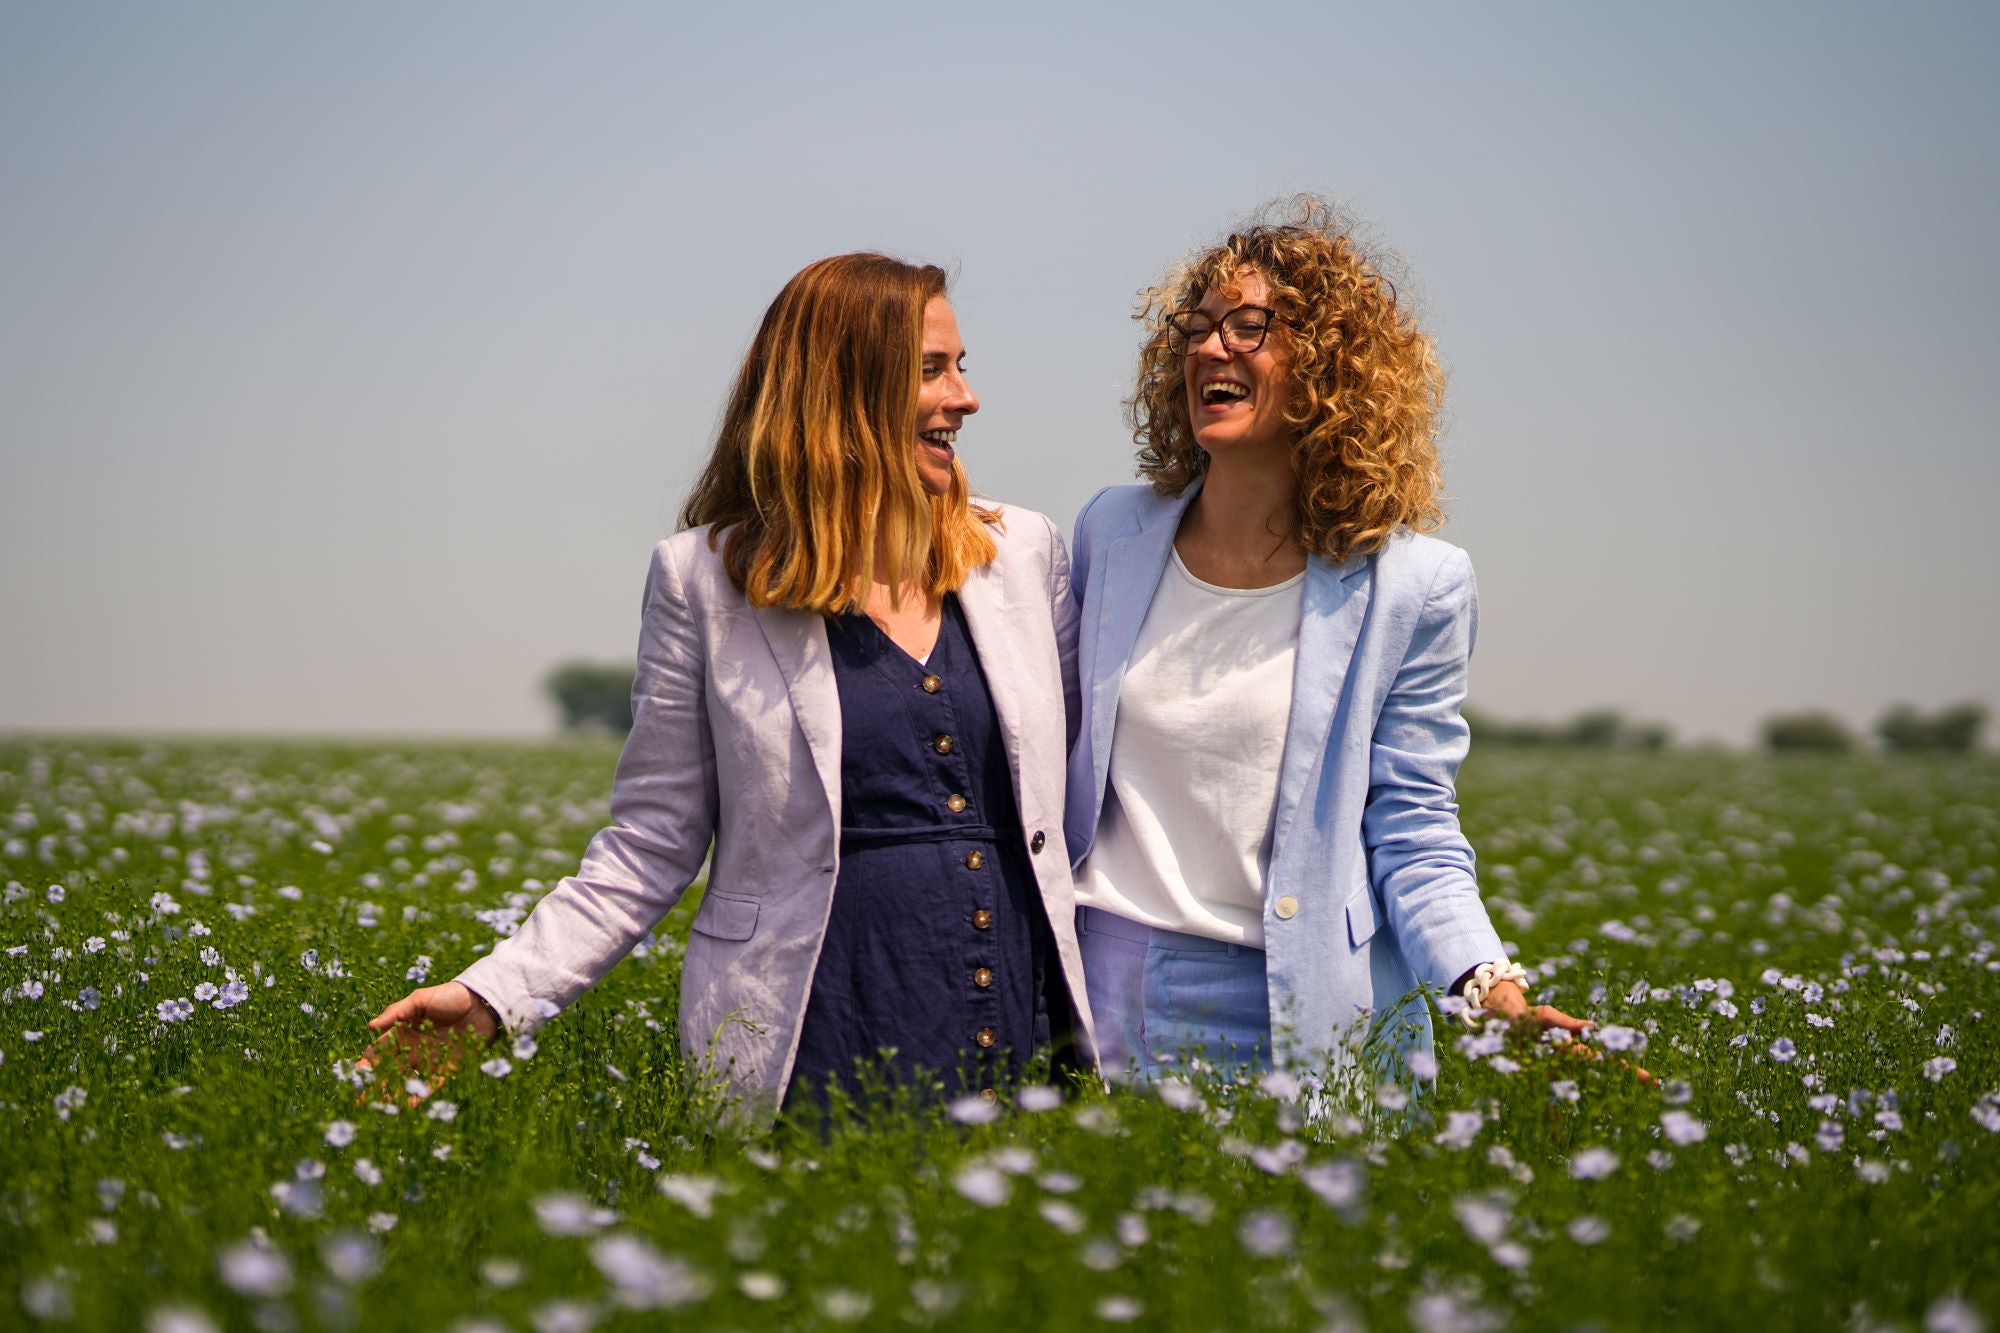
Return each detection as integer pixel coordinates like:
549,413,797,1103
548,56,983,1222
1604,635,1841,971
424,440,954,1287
453,955,559,1036
1414,921,1509,999
458,981,505,1034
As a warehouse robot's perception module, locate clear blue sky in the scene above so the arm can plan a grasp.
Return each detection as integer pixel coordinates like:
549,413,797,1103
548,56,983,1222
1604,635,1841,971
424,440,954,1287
3,1,1995,743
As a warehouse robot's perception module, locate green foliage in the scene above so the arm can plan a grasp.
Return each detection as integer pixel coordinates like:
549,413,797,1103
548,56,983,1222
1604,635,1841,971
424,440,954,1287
2,741,1997,1329
544,662,635,735
1877,701,1989,753
1761,709,1856,752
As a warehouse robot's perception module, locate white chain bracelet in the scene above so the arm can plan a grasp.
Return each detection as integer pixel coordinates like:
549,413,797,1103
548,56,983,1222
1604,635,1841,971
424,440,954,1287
1460,959,1530,1027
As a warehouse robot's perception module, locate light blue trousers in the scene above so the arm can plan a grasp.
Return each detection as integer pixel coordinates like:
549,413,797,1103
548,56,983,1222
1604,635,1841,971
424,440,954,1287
1076,905,1273,1081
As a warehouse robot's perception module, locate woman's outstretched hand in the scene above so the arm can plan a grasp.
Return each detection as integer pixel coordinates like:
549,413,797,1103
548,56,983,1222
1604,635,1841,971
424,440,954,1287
1479,979,1652,1083
358,981,500,1101
1478,979,1591,1035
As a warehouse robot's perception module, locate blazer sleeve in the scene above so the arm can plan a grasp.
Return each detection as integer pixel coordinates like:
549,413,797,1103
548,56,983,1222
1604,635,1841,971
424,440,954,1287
455,539,722,1033
1362,547,1506,990
1046,512,1082,755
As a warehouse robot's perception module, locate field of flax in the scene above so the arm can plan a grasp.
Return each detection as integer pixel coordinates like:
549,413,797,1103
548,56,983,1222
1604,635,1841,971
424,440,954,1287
2,737,1997,1332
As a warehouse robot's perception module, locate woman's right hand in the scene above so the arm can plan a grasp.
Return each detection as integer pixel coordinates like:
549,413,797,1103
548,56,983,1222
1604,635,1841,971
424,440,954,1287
357,981,500,1100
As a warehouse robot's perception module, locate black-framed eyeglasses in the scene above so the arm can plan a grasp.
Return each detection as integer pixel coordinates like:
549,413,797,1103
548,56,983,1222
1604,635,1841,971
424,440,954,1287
1165,304,1281,356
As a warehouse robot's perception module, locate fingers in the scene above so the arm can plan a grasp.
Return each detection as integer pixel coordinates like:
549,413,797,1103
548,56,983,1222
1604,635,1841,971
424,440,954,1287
369,984,464,1033
354,988,474,1111
353,1033,469,1099
1470,1000,1658,1092
1531,1005,1594,1034
367,993,423,1032
1525,1006,1648,1082
1551,1038,1655,1086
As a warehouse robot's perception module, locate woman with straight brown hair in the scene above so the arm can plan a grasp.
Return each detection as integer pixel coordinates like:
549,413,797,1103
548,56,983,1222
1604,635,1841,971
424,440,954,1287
365,253,1095,1120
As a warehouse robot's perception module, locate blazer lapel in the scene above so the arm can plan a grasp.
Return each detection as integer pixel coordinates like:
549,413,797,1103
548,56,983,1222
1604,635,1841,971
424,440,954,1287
1268,553,1373,878
1088,487,1195,814
954,556,1026,802
754,606,843,828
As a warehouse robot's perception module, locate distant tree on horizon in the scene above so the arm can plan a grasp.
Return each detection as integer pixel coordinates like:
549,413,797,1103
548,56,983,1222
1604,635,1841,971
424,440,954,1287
1465,705,1672,751
544,662,635,734
1876,701,1988,753
1762,710,1855,753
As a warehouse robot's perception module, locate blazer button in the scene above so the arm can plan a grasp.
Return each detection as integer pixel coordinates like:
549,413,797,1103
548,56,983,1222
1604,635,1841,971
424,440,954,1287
1030,831,1046,853
974,1027,997,1048
933,733,954,755
1274,895,1300,920
964,850,985,870
973,966,994,989
921,674,942,694
971,909,993,929
947,793,968,814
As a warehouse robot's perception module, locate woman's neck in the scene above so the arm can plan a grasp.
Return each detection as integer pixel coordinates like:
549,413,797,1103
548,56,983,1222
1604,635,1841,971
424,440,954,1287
862,536,943,658
1176,446,1307,589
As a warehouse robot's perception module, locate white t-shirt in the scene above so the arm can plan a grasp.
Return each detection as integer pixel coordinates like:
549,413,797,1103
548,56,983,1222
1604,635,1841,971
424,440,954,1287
1076,548,1303,948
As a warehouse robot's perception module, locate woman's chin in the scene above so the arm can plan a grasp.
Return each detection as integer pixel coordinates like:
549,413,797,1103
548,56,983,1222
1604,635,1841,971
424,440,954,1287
1193,427,1242,457
1194,425,1286,462
917,443,957,496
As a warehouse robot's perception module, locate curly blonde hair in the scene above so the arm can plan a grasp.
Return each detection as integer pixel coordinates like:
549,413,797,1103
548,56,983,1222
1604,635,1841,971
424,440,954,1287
1130,196,1446,562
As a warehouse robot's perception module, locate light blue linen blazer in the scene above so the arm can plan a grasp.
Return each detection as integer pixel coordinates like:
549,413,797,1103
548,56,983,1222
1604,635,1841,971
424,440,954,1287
1064,482,1506,1074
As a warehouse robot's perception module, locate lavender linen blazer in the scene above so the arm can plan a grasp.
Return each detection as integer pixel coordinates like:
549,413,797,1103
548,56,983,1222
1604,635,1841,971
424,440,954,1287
1064,483,1506,1075
458,506,1095,1119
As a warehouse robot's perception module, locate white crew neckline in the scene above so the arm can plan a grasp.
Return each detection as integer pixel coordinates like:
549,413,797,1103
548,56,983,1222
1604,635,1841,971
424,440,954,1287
1170,546,1307,598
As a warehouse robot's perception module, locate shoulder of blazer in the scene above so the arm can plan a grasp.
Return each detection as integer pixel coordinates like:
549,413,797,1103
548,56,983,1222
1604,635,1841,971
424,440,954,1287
1368,529,1470,604
1075,483,1168,542
971,498,1061,575
658,524,728,562
647,525,749,616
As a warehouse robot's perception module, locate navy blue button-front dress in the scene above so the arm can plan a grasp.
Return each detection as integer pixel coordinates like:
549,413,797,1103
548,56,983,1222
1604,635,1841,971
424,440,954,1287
784,594,1067,1108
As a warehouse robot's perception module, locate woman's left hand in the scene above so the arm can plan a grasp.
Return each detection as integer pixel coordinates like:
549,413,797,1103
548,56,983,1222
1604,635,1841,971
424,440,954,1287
1477,979,1591,1035
1480,980,1652,1083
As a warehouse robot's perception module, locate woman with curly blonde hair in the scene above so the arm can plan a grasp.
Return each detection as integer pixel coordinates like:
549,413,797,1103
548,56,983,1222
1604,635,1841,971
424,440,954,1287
1064,198,1589,1084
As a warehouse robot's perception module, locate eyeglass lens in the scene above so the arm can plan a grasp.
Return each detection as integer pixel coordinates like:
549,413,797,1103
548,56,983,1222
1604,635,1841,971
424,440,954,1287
1169,308,1271,353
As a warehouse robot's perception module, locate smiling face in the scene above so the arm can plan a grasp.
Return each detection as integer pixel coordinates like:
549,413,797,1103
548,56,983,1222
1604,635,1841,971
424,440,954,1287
914,296,979,497
1182,267,1291,460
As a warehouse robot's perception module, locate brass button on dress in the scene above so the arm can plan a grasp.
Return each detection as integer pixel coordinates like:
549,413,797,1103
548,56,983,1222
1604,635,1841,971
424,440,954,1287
974,1027,997,1048
947,793,968,813
972,909,993,929
933,733,954,755
964,850,985,870
973,967,994,989
921,674,942,694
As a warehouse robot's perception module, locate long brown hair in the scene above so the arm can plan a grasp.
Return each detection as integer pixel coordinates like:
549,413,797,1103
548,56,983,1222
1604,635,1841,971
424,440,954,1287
679,253,997,612
1130,197,1447,563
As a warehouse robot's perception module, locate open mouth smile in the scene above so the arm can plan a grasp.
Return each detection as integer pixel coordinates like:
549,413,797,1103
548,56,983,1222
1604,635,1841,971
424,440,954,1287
1198,379,1249,407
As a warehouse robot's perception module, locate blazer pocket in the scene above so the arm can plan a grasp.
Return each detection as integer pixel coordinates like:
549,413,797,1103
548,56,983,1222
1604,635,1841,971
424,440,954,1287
1345,887,1381,949
690,891,760,943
